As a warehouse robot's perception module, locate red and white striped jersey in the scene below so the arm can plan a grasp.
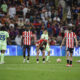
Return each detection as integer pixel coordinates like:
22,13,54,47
64,32,77,48
36,39,47,47
22,31,32,45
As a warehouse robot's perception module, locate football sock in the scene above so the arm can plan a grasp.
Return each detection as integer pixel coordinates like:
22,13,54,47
27,58,29,60
1,53,4,63
37,59,39,61
70,60,72,65
43,58,45,61
46,56,50,61
23,53,25,59
67,60,69,64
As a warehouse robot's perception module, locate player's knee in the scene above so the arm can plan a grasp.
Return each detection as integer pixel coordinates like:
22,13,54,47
67,54,69,57
70,54,73,57
28,54,30,57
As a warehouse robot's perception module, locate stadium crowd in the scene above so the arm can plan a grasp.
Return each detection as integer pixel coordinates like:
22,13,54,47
0,0,80,45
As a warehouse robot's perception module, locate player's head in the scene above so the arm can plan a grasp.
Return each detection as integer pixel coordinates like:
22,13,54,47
68,27,72,32
25,26,30,31
0,26,6,31
43,40,47,46
43,28,48,34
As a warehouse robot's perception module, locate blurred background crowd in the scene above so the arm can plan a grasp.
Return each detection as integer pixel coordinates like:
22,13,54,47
0,0,80,45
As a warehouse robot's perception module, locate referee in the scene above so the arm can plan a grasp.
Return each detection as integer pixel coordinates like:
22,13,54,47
22,26,32,63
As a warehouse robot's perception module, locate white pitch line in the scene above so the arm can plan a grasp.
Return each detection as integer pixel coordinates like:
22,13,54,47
0,67,80,72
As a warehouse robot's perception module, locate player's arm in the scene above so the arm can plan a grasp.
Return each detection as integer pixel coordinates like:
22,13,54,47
75,38,78,47
7,37,11,45
60,38,65,48
31,33,37,44
6,32,11,45
38,42,43,48
60,33,66,48
74,34,78,47
21,31,24,47
21,37,23,47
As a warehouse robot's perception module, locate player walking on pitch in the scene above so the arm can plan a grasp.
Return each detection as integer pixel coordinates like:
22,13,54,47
0,27,9,64
60,27,78,67
41,29,50,62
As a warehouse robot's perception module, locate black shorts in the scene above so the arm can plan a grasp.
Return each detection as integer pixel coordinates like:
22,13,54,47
23,45,31,50
39,47,45,51
66,48,74,53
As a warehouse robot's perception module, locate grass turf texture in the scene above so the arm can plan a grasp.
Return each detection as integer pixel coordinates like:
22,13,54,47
0,56,80,80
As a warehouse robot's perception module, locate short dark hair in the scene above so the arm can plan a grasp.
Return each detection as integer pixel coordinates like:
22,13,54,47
44,28,47,31
43,41,47,46
68,27,72,31
0,27,6,31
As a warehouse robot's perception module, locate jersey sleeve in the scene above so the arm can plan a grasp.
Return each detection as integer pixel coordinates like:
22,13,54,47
64,33,66,39
41,34,44,39
22,32,24,37
74,33,77,39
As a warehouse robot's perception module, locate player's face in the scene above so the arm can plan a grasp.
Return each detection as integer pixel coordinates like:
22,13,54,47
69,29,72,32
44,30,47,34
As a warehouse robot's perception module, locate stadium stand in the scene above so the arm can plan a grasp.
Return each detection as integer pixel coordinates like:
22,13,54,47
0,0,80,45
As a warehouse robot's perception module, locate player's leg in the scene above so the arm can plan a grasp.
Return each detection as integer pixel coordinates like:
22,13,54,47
36,47,39,63
46,44,50,61
70,48,73,66
27,45,30,63
42,50,45,63
23,45,26,63
66,49,70,66
0,50,5,64
0,45,6,64
46,51,50,62
70,53,73,66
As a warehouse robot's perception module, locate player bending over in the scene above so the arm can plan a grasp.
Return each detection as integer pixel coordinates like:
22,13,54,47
0,27,9,64
36,39,47,63
60,27,78,67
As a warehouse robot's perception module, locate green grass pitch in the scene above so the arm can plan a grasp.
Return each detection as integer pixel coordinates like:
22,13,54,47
0,56,80,80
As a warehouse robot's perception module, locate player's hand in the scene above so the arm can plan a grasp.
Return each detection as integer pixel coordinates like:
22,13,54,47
21,44,23,48
76,44,78,48
60,45,62,48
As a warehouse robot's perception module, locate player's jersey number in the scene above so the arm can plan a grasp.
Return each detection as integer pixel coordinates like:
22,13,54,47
0,35,5,41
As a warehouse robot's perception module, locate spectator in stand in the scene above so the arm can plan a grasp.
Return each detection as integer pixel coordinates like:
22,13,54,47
72,7,78,24
23,5,29,18
58,0,65,9
66,7,71,24
1,1,8,14
50,37,56,45
9,27,16,42
76,16,80,26
58,5,63,19
8,5,16,18
65,0,73,7
17,19,24,29
56,34,62,45
15,31,22,45
9,20,15,29
0,0,79,46
53,15,60,22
